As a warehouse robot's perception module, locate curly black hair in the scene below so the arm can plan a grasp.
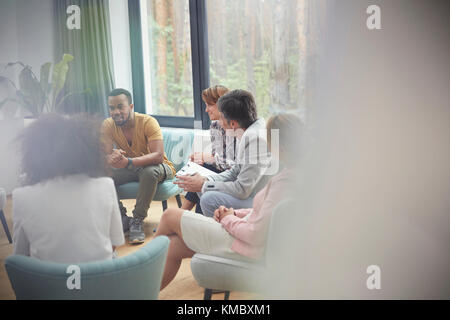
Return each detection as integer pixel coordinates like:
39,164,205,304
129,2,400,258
18,113,107,185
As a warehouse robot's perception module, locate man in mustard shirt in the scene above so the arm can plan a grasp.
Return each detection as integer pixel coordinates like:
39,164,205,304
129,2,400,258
101,88,175,244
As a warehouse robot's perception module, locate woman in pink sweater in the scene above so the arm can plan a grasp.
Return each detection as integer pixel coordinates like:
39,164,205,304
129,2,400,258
154,113,302,290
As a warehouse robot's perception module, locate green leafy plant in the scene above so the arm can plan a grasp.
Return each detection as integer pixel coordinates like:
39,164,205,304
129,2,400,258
0,54,89,117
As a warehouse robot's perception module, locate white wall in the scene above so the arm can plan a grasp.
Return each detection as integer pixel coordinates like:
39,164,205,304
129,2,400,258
0,0,55,77
0,0,19,65
0,0,56,118
0,0,56,193
109,0,133,93
265,0,450,299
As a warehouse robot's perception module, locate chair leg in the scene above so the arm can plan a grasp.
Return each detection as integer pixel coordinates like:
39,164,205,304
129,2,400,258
175,194,182,208
203,288,213,300
162,200,168,212
0,209,12,244
224,291,230,300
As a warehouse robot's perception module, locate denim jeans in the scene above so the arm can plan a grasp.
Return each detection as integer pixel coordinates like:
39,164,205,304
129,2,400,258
185,163,222,214
199,191,254,218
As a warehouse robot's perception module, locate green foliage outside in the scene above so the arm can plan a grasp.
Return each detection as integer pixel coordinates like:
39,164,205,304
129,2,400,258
146,0,307,120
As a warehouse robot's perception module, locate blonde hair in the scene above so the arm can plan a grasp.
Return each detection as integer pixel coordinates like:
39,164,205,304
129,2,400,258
202,85,229,105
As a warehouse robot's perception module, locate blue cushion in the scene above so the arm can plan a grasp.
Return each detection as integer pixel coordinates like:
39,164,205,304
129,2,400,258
161,128,194,172
117,179,182,201
153,179,182,201
117,128,195,202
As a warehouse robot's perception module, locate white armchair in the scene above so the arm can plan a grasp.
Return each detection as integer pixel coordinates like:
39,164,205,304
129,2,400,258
190,199,295,299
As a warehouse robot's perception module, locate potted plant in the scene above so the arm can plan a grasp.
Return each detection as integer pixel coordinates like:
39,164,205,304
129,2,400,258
0,53,89,118
0,54,88,193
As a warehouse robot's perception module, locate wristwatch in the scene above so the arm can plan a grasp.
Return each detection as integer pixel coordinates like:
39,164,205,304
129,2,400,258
126,158,134,170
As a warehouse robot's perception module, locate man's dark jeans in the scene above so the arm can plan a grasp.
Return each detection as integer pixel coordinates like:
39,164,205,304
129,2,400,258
184,163,222,214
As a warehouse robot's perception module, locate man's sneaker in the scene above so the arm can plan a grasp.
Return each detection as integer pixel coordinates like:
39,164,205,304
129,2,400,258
129,217,145,244
122,214,131,233
119,201,130,233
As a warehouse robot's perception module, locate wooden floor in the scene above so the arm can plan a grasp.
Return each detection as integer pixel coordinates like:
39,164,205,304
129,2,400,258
0,195,260,300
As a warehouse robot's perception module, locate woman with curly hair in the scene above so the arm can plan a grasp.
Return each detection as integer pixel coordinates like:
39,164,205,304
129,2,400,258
12,113,124,263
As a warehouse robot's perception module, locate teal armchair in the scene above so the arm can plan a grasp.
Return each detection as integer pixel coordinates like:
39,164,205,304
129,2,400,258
117,128,194,211
5,236,170,300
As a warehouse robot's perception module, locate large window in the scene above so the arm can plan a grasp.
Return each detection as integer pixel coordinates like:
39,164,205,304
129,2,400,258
206,0,309,120
129,0,311,128
129,0,209,128
142,0,194,117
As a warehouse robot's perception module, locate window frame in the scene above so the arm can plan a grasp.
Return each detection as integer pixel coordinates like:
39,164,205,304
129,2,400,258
128,0,211,129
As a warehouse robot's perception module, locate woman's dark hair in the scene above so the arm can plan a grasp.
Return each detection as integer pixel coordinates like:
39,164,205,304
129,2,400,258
217,89,258,129
108,88,133,104
19,113,106,185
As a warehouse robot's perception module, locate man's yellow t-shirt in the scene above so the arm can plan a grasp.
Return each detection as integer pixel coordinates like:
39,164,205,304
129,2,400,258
101,112,175,175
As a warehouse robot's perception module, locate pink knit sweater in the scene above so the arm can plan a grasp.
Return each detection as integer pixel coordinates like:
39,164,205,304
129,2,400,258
220,168,293,260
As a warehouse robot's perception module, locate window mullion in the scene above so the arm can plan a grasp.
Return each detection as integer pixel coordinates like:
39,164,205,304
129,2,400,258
189,0,210,130
128,0,146,114
128,0,209,127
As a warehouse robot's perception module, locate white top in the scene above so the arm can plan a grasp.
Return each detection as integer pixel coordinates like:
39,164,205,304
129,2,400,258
12,174,124,264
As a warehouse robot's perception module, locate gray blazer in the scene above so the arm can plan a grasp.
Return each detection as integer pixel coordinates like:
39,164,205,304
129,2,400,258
201,118,272,200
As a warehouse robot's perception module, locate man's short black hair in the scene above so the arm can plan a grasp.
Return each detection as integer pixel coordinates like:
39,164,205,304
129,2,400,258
217,89,258,129
108,88,133,104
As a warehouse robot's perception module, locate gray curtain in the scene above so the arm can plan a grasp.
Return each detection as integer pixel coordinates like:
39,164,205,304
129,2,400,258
54,0,115,117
